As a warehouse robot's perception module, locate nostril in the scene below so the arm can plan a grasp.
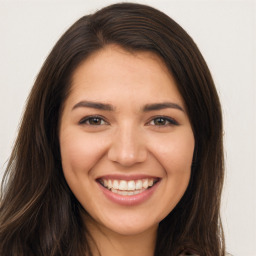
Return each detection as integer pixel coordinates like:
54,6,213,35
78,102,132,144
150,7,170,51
107,144,147,166
107,129,147,166
108,151,147,166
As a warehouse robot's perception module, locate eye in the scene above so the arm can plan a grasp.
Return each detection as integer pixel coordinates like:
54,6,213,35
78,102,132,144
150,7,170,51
148,116,178,126
79,116,108,126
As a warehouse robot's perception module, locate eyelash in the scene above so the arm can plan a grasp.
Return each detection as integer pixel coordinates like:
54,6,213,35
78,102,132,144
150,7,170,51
79,115,109,126
79,115,178,127
146,116,179,127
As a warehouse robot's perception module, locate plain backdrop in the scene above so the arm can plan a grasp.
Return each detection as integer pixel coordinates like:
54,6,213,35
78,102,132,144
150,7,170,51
0,0,255,255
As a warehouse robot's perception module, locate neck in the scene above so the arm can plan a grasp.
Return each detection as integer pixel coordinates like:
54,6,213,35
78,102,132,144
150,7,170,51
84,215,157,256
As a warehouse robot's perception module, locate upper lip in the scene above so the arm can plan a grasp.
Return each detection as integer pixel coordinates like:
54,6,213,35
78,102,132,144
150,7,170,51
96,174,160,181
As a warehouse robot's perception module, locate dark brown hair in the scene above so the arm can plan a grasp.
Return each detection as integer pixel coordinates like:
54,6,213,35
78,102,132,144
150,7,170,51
0,3,225,256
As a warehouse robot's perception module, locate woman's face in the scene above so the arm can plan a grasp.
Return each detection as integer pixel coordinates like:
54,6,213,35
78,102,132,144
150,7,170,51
59,45,195,236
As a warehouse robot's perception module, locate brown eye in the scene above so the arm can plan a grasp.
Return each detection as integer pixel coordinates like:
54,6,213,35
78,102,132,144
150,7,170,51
148,116,178,126
88,117,102,125
153,117,168,126
79,116,108,126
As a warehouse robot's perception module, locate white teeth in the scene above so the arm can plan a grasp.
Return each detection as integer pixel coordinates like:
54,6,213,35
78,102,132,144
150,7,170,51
113,180,119,189
102,178,157,193
111,188,145,196
119,180,128,190
117,190,128,195
127,180,135,190
142,179,148,189
108,180,113,189
135,180,142,190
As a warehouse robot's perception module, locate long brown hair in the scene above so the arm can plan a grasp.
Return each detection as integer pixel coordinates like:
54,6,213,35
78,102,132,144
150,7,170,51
0,3,225,256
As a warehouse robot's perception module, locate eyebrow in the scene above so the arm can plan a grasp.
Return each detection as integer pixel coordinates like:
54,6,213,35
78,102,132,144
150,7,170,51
72,100,184,112
143,102,184,112
72,101,115,111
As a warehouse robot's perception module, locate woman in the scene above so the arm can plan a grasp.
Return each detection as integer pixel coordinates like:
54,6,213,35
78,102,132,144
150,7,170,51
0,3,225,256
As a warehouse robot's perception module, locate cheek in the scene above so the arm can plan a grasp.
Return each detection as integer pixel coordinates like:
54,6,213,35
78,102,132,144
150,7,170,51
150,130,195,173
153,131,194,215
59,131,107,177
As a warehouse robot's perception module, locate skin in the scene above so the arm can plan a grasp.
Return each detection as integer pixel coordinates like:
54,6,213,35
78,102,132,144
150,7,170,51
59,45,195,256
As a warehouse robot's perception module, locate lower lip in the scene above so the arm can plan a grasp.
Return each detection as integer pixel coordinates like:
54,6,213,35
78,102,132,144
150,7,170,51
97,181,160,206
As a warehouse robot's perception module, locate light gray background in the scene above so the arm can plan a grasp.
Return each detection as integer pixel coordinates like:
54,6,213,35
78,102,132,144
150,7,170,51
0,0,255,255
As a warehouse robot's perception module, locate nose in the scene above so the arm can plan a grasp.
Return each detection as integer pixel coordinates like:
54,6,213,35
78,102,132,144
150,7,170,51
107,124,147,167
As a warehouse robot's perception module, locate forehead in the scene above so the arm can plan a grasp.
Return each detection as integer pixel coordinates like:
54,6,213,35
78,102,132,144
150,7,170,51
67,44,184,108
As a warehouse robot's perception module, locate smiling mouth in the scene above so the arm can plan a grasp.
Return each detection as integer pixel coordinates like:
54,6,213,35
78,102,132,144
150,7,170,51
97,178,160,196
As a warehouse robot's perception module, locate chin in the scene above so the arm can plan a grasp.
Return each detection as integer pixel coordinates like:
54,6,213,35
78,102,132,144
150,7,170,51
105,221,158,236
